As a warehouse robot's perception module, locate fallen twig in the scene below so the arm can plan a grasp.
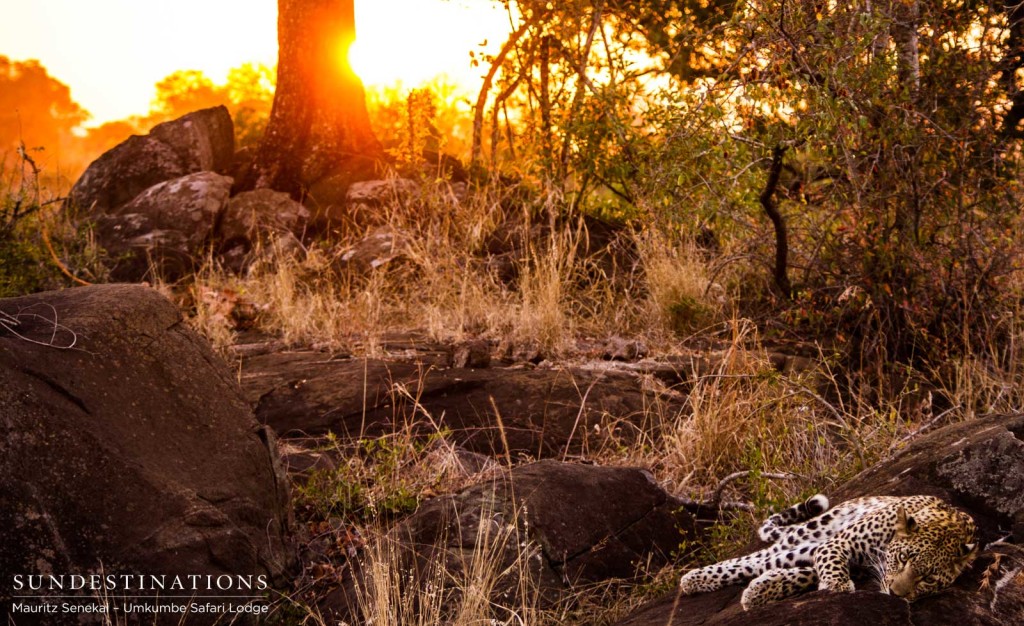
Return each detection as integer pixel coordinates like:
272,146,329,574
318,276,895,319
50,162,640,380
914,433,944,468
0,303,78,349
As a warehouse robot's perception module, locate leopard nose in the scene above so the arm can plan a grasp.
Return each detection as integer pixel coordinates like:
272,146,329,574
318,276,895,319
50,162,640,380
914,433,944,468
889,583,914,599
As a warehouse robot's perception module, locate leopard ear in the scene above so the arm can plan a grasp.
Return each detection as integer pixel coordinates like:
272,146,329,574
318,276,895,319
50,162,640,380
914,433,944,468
895,506,917,537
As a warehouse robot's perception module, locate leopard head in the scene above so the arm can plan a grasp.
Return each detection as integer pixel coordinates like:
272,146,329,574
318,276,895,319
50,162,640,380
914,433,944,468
882,503,977,601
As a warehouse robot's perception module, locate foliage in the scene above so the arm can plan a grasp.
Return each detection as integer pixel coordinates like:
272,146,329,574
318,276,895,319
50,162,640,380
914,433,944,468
0,56,276,183
0,224,52,298
147,63,276,150
0,57,89,181
469,0,1024,380
0,151,71,296
295,431,453,523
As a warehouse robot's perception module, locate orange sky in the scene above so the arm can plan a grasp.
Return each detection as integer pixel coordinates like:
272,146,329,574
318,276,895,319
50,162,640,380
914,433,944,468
0,0,511,127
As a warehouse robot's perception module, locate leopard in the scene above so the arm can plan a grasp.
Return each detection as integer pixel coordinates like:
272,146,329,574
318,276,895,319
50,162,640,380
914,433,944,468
678,494,978,610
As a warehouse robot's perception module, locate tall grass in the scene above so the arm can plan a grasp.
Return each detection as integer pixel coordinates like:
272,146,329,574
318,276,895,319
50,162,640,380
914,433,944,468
351,504,545,626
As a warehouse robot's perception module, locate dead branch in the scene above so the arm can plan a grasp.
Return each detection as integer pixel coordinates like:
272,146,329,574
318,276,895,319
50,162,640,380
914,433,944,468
472,18,534,169
0,304,78,349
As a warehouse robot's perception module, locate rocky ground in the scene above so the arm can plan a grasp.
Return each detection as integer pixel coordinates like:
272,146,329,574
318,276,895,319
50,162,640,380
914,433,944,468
3,107,1023,624
3,284,1023,625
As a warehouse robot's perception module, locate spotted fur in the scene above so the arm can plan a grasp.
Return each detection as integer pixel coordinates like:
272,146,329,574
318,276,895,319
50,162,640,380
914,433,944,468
679,494,977,610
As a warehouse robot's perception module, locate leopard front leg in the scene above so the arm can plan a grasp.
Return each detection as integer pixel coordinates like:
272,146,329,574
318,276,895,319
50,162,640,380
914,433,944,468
812,537,856,592
741,566,818,610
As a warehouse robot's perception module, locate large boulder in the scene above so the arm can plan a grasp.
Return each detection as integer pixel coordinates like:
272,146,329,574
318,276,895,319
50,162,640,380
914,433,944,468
323,460,697,623
615,414,1024,625
69,106,234,216
832,412,1024,539
94,171,233,281
0,285,294,621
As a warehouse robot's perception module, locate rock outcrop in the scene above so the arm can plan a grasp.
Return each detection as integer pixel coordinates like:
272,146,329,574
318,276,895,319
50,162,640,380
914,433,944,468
0,285,295,621
324,460,696,622
94,171,233,281
240,349,681,457
69,111,317,281
615,413,1024,625
69,106,234,216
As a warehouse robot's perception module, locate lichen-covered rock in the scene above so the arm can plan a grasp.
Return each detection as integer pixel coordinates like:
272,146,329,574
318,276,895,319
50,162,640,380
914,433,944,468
333,227,409,273
0,285,295,623
306,176,420,227
69,106,234,215
345,178,420,207
94,171,233,281
218,188,310,271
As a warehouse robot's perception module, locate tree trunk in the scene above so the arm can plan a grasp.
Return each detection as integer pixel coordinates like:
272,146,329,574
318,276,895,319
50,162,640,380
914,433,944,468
245,0,381,197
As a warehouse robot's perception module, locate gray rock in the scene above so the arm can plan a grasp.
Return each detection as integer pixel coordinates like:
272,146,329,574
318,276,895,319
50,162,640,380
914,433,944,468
602,336,648,362
305,175,417,227
218,188,310,271
95,172,233,281
345,178,420,206
450,339,492,369
0,285,294,623
69,106,234,216
333,227,409,273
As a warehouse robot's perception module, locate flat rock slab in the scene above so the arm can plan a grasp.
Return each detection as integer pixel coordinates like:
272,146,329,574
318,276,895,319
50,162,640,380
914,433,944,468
241,351,681,458
615,414,1024,625
0,285,294,621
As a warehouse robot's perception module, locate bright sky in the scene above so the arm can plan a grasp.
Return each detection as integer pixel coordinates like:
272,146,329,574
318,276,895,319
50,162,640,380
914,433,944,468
0,0,511,127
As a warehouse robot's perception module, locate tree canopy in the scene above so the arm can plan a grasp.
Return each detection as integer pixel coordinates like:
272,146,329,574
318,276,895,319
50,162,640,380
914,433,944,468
466,0,1024,368
0,56,88,166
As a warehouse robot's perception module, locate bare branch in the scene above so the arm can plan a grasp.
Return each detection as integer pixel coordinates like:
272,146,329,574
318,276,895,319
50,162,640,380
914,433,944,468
472,18,534,169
